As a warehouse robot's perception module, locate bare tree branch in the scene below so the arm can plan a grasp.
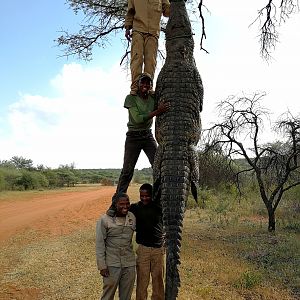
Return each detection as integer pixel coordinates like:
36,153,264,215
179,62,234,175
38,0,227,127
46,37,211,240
198,0,209,54
251,0,299,60
56,0,127,60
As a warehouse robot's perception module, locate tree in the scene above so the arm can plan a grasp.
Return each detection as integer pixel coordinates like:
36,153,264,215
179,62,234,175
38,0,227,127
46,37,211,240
42,169,60,188
58,162,76,170
57,167,78,187
10,156,34,170
0,160,14,168
0,171,5,191
0,167,21,190
57,0,128,61
15,170,49,190
205,92,300,231
57,0,299,61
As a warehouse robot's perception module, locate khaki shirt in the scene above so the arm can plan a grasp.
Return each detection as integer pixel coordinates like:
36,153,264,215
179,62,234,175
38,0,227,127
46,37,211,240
125,0,170,37
96,212,136,270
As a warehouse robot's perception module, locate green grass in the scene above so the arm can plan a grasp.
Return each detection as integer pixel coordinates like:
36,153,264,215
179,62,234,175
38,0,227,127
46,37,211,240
180,209,299,299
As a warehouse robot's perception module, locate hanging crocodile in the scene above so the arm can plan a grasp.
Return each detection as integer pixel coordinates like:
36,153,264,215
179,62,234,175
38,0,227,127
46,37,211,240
153,0,203,299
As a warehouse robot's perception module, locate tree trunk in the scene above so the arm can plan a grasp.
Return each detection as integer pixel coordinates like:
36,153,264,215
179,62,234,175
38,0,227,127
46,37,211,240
267,206,276,231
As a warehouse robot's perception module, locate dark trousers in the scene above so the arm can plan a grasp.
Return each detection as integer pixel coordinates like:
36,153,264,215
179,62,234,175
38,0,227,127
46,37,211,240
116,130,157,194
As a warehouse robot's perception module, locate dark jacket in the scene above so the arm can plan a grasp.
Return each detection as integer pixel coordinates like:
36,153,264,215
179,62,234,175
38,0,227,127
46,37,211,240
130,201,164,248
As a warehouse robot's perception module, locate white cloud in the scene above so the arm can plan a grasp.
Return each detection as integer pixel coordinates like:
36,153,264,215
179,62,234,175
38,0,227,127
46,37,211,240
0,63,149,169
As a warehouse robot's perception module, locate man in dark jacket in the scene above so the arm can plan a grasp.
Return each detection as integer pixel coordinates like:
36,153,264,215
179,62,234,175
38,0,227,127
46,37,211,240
130,183,165,300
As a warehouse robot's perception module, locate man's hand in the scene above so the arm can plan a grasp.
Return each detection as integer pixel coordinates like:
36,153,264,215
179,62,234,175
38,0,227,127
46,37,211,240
100,268,109,277
125,29,132,42
149,100,171,119
158,102,171,114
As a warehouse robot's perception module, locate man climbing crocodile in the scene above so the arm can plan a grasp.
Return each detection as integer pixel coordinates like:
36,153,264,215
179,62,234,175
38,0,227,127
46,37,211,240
107,72,170,217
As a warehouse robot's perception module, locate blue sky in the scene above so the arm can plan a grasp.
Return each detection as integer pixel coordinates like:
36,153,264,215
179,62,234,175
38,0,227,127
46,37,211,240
0,1,123,107
1,1,77,107
0,1,299,169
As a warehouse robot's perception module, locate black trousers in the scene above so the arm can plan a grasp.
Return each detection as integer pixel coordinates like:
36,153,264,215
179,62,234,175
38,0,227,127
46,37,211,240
116,130,157,194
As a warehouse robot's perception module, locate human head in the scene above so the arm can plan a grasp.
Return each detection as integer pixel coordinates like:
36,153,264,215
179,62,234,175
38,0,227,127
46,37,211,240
139,183,153,205
115,193,130,216
138,72,153,92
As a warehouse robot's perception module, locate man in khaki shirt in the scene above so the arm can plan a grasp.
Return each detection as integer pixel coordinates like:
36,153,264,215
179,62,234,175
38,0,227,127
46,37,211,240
125,0,170,95
96,193,136,300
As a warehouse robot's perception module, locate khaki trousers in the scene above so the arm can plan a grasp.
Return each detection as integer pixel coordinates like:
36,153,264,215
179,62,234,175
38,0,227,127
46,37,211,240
136,244,165,300
130,31,158,94
100,266,136,300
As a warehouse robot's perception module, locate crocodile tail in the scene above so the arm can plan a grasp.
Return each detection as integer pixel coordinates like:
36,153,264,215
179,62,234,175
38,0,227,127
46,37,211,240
161,146,191,299
153,144,199,299
163,192,185,299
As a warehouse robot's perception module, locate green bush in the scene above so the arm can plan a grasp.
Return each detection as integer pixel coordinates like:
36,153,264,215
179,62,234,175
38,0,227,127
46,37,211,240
0,167,21,190
0,170,5,191
272,185,300,231
15,170,49,190
56,169,78,187
42,170,60,188
100,178,114,186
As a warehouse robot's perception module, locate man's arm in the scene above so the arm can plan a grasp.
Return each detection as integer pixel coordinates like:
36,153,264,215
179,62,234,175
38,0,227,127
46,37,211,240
129,203,138,217
95,216,109,275
125,0,135,41
126,94,170,124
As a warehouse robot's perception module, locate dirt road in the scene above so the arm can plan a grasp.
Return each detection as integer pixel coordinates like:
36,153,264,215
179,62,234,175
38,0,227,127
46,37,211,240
0,186,115,243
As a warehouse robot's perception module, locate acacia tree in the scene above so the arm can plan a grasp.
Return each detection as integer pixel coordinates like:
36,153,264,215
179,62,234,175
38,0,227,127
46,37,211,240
205,93,300,231
10,156,34,170
57,0,299,61
57,0,128,61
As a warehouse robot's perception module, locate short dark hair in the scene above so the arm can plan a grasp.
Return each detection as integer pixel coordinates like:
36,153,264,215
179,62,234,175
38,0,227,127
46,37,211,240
139,183,152,195
115,192,129,203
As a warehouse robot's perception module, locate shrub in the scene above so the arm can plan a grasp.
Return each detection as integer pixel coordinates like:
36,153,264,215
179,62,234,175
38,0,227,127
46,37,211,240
0,167,21,190
43,170,60,188
15,170,49,190
0,170,5,191
234,270,262,289
100,178,114,186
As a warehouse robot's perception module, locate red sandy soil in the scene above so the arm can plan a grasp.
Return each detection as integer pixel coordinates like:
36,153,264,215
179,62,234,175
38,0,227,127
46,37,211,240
0,186,115,243
0,186,117,300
